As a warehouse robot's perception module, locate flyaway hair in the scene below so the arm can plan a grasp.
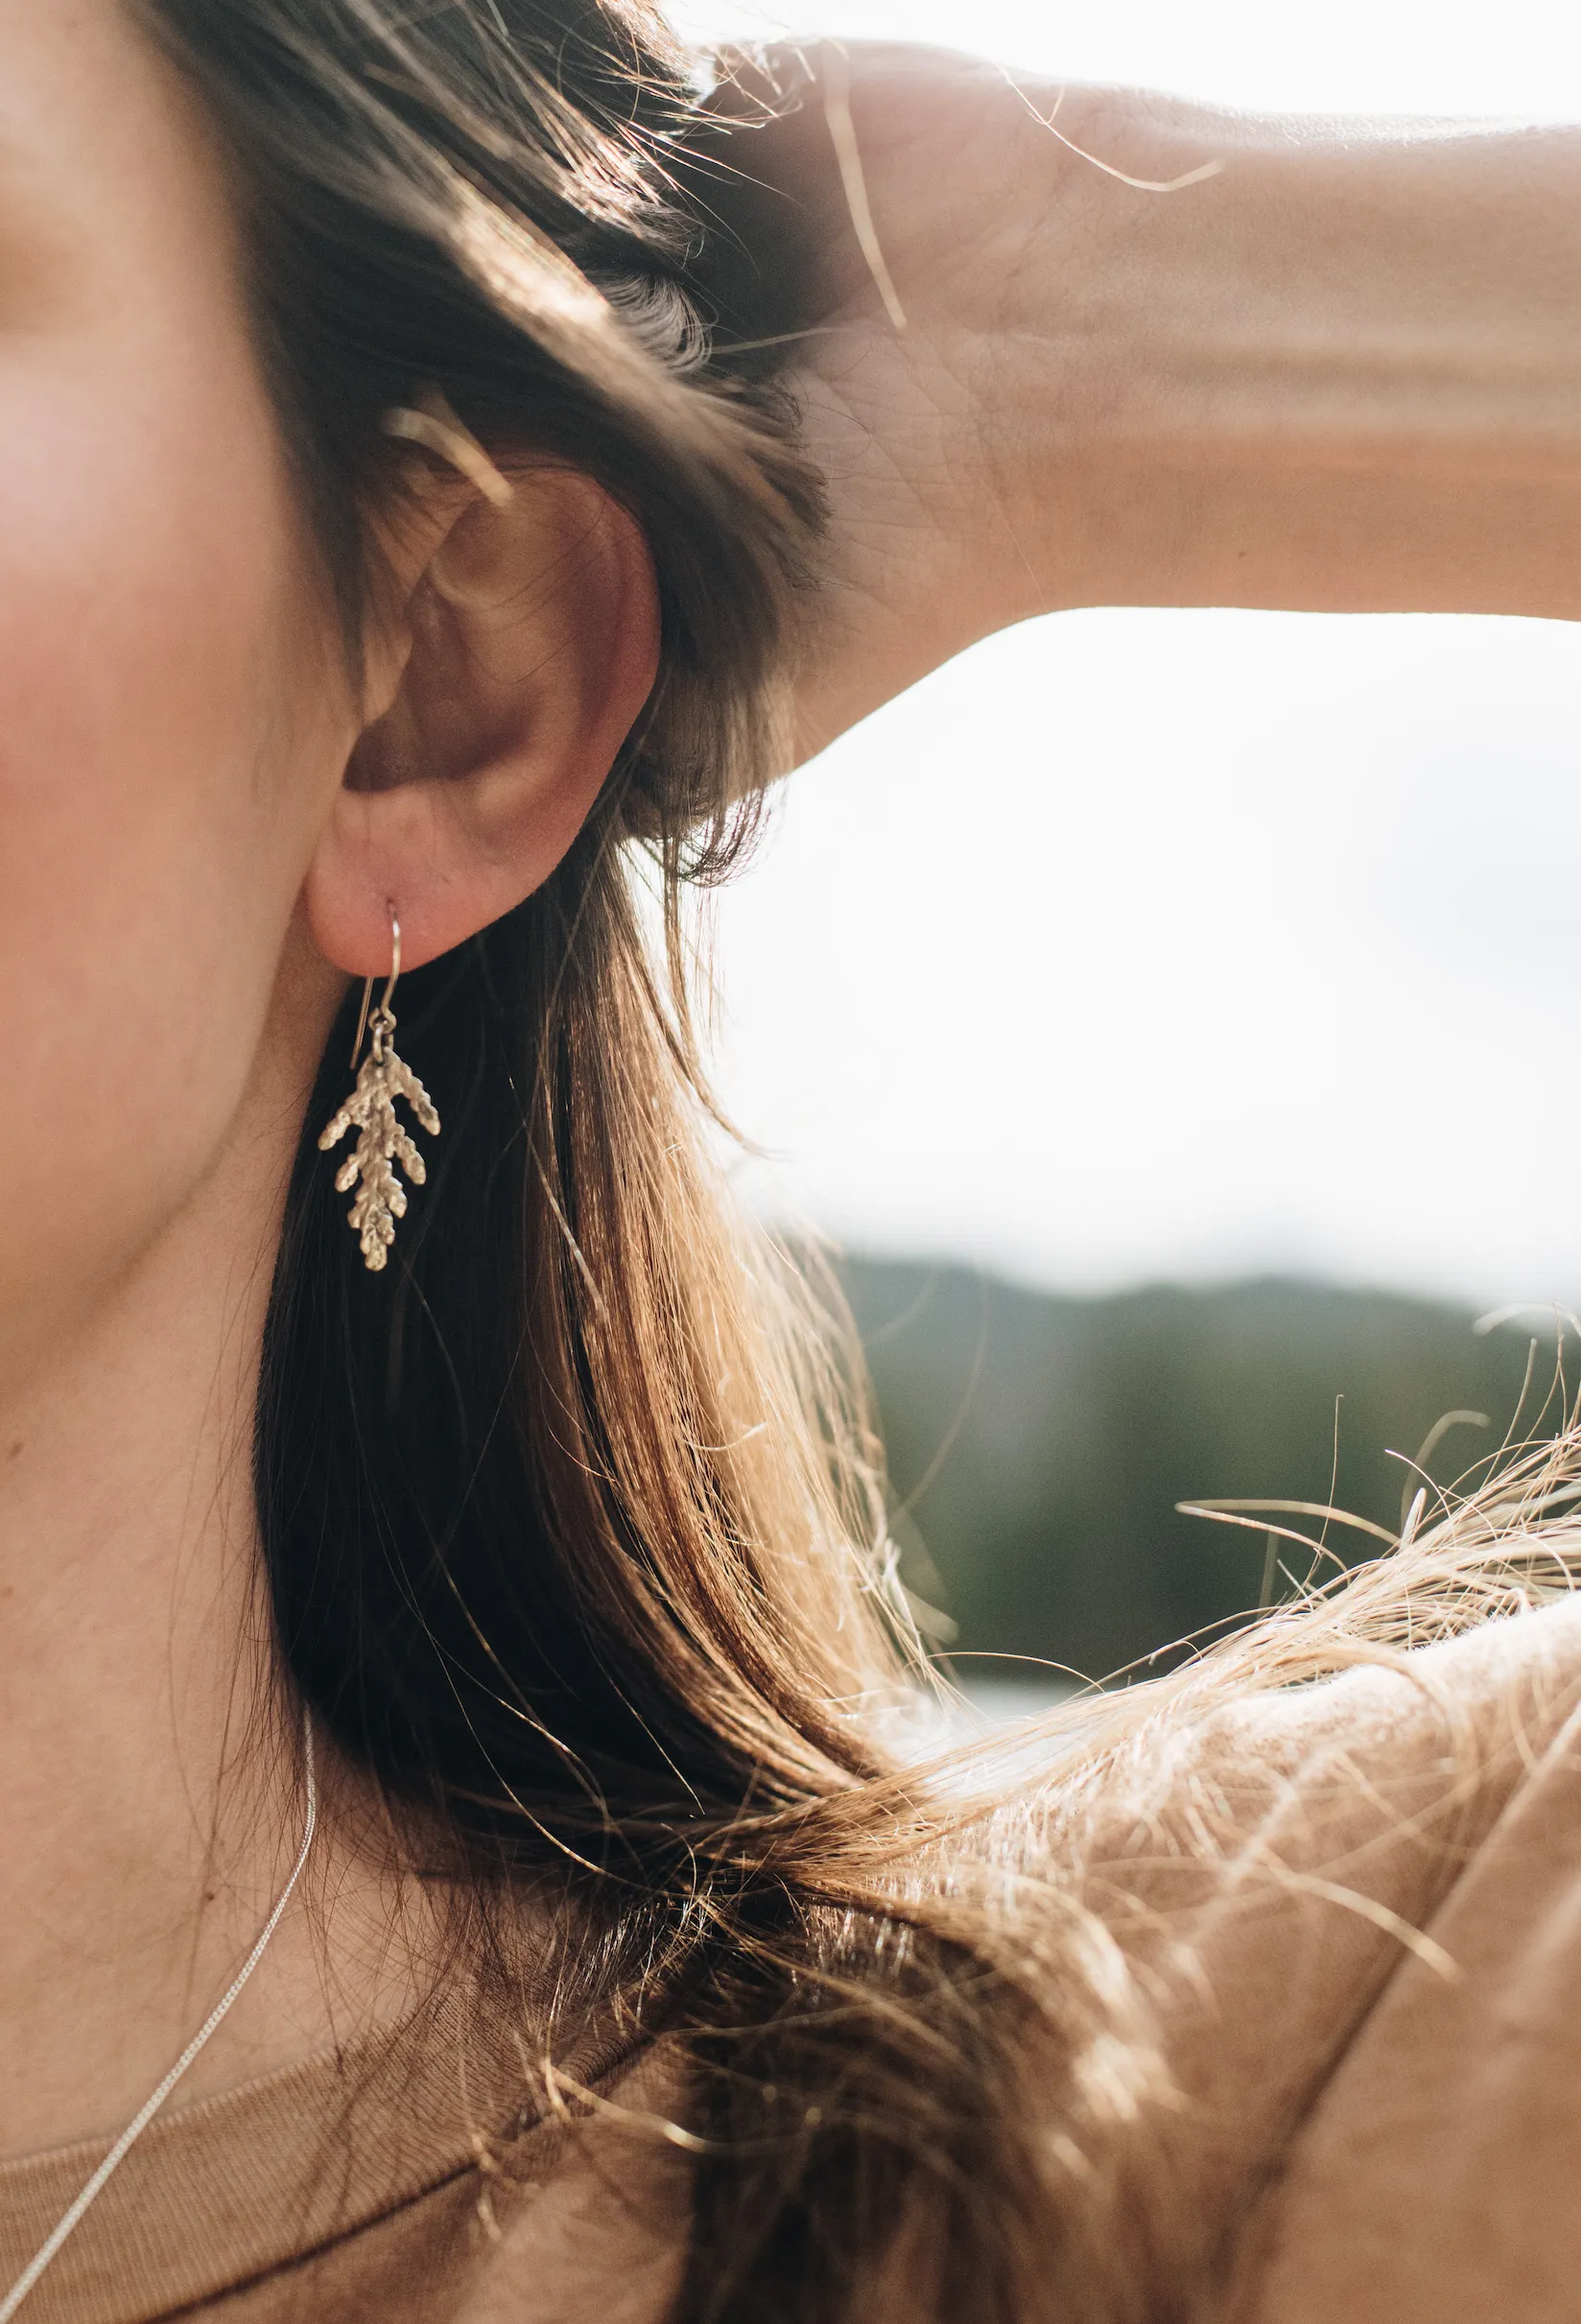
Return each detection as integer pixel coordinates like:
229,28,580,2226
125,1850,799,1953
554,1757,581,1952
133,6,1581,2318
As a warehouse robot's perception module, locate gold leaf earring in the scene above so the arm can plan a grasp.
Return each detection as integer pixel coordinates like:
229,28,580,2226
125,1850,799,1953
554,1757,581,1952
319,913,439,1271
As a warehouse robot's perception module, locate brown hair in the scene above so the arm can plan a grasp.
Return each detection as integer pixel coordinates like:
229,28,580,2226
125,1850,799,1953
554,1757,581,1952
131,3,1090,2313
130,5,1581,2318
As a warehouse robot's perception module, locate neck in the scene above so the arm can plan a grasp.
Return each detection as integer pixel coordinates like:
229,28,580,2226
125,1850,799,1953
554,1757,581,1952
0,936,431,2159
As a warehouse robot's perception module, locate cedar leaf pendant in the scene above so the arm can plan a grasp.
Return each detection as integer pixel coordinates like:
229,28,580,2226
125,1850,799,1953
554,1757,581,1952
318,1003,439,1270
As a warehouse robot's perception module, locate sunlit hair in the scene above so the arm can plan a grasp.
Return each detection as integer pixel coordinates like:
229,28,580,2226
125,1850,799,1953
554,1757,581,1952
132,5,1581,2317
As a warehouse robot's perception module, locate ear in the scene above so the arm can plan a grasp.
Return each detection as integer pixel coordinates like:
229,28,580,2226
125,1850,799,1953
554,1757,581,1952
305,467,661,978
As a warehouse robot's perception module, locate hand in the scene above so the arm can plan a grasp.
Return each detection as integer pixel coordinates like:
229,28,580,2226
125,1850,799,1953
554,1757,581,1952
703,43,1105,759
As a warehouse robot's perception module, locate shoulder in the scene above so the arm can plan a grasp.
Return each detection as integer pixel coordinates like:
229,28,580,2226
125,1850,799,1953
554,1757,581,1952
1064,1593,1581,1899
1233,1587,1581,1759
1206,1599,1581,2319
1007,1599,1581,2319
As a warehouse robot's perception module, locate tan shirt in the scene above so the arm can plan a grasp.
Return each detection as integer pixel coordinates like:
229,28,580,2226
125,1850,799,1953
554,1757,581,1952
6,1601,1581,2323
0,1982,688,2324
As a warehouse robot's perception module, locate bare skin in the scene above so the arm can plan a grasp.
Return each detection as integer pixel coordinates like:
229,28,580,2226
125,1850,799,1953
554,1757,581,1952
0,2,657,2158
717,48,1581,754
6,0,1581,2179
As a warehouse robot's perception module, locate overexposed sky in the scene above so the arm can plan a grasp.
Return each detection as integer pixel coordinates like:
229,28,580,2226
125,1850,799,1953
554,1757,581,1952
675,0,1581,1309
673,0,1581,118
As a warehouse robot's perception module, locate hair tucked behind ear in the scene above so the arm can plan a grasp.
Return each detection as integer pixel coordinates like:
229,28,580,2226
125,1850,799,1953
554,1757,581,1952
130,6,1581,2321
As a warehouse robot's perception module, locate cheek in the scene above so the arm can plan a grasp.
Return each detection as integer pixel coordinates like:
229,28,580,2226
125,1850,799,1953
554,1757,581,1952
0,335,347,1314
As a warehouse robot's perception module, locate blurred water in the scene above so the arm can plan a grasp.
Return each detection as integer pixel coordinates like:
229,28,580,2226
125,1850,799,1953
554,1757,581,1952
956,1677,1076,1726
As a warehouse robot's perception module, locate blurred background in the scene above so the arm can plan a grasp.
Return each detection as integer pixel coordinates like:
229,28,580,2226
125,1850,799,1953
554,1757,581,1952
673,0,1581,1697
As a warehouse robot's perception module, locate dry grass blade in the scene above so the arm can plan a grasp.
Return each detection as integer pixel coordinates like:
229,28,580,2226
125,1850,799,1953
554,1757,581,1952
819,43,908,331
1000,71,1225,194
1178,1498,1400,1548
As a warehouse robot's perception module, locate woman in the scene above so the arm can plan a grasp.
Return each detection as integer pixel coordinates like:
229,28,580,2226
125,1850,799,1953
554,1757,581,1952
4,3,1581,2318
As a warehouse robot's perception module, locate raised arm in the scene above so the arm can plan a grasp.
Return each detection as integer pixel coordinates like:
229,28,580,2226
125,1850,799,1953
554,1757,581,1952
710,47,1581,759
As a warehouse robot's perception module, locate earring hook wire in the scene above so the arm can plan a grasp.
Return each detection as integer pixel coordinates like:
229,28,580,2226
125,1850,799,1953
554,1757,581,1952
349,910,402,1068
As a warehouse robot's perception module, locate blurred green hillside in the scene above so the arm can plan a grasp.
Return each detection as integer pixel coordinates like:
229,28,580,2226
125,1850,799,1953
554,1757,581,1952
841,1263,1559,1685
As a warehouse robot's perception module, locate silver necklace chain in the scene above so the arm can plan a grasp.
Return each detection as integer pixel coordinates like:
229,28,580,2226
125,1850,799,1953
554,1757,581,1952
0,1712,319,2324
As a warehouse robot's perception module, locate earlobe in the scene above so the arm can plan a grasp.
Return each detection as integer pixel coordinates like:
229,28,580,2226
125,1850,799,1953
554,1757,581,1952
304,467,660,980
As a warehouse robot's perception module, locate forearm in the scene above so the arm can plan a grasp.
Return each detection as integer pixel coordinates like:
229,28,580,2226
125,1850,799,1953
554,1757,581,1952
752,54,1581,751
1021,96,1581,623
